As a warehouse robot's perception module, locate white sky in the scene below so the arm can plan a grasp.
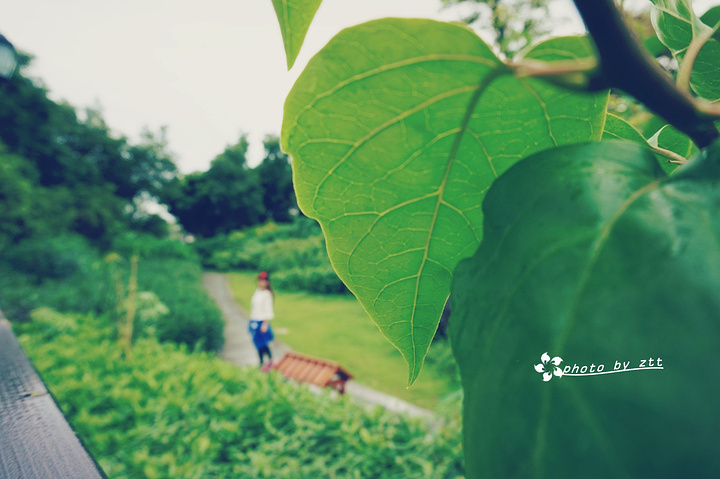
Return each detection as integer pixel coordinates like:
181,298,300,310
2,1,714,173
2,1,464,172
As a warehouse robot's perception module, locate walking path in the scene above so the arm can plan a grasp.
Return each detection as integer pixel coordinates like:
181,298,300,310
202,272,434,420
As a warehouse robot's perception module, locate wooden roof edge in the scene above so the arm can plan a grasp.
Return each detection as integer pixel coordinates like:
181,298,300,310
277,351,353,380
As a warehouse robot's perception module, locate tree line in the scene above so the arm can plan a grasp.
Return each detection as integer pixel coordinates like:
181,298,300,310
0,53,296,251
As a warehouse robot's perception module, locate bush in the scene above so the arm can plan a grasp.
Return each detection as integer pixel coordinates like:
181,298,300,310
197,218,350,296
0,232,223,353
112,232,197,261
17,311,464,478
3,235,92,281
136,257,224,352
0,234,115,320
273,265,349,294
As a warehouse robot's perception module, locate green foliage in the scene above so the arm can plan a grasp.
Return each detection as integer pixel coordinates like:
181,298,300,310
0,235,115,320
165,136,296,238
0,56,177,247
422,339,461,392
283,19,608,383
602,113,684,175
0,149,37,251
441,0,554,56
650,0,720,99
113,232,198,262
0,231,223,352
271,0,323,69
648,123,699,158
18,311,464,478
256,136,297,223
272,264,348,294
273,0,720,476
451,141,720,477
198,219,349,294
602,113,646,143
134,254,224,353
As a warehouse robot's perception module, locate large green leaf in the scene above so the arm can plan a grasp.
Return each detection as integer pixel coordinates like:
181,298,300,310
271,0,323,69
451,140,720,478
650,0,720,100
282,19,608,383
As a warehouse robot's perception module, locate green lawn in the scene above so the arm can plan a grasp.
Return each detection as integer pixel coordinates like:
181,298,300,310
227,271,458,410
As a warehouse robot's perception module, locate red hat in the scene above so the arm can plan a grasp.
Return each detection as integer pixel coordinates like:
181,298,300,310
258,271,269,279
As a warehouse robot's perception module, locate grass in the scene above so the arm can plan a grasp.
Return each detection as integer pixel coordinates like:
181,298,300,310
227,271,459,410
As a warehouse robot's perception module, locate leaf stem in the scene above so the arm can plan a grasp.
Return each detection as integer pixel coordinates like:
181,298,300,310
649,146,688,165
573,0,720,148
676,20,720,93
509,58,598,90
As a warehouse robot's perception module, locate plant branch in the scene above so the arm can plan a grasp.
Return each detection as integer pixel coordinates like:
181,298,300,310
573,0,720,148
676,20,720,93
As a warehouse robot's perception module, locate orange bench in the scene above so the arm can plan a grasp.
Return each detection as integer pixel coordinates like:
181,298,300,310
273,352,352,394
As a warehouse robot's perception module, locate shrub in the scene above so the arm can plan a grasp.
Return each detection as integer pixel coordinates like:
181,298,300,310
17,311,464,478
197,218,349,295
273,265,348,295
0,234,115,320
136,258,224,352
112,232,197,261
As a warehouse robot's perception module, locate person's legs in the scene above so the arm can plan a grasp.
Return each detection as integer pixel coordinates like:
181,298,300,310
258,345,272,365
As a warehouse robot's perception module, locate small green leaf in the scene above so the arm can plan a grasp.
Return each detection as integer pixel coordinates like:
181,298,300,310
282,19,607,383
603,114,696,174
650,0,720,100
648,124,698,159
686,38,720,99
700,5,720,41
271,0,323,69
451,140,720,477
643,34,670,57
651,0,709,52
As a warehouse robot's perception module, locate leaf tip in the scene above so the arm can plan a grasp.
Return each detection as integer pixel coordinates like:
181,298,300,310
285,52,297,70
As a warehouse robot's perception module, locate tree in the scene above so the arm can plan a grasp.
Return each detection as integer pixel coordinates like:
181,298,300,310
272,0,720,476
440,0,554,56
0,55,179,246
164,135,298,237
256,135,296,223
164,135,264,237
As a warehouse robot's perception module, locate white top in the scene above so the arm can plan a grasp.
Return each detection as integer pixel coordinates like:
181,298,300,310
250,289,274,321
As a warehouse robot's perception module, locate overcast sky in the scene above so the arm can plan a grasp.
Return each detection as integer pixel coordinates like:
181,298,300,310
2,1,714,173
2,0,466,172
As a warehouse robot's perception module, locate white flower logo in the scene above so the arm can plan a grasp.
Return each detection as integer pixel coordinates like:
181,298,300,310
534,352,563,382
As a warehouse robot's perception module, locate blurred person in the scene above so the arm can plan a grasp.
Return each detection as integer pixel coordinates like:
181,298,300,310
249,271,275,371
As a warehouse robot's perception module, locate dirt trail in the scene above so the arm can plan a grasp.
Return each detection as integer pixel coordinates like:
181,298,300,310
202,272,434,420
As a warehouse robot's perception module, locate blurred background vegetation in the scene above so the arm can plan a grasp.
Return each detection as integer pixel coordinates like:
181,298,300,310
1,46,463,477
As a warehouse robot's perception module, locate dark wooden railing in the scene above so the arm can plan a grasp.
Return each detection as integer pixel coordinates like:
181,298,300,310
0,315,106,478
